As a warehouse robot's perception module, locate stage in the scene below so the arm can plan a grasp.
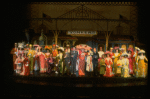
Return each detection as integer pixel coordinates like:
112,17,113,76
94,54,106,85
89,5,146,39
4,72,148,98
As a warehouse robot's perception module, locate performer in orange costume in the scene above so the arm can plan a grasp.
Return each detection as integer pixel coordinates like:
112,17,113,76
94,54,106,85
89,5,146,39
103,51,114,77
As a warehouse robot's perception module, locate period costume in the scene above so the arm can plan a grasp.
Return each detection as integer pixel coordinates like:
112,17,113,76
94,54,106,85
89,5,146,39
64,50,70,74
86,50,93,72
70,49,78,74
137,50,148,78
78,52,86,76
22,57,30,76
47,56,54,74
27,45,35,74
99,56,106,75
121,52,130,78
52,44,58,57
15,53,23,74
128,50,134,75
116,58,122,75
92,51,99,76
57,48,64,74
38,51,46,73
133,47,140,77
98,47,104,73
103,51,114,77
113,49,120,74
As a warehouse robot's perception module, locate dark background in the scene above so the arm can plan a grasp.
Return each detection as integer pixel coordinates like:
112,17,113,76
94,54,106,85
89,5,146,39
4,2,147,98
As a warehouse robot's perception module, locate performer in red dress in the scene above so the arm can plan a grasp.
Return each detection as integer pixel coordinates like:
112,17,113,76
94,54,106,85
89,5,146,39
109,47,114,58
23,54,30,76
78,48,86,76
103,51,114,77
127,47,134,75
37,46,46,73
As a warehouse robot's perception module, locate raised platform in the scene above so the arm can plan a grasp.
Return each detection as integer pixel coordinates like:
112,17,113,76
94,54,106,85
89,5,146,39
4,72,148,98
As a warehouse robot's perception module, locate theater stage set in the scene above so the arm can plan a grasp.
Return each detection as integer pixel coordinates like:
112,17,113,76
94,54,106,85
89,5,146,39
5,2,148,98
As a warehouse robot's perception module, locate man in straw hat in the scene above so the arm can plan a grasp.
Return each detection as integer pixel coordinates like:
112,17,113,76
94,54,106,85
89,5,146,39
136,49,148,78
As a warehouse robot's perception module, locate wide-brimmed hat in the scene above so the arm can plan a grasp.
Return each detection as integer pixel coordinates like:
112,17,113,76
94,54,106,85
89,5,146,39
138,49,145,54
57,47,64,52
114,46,119,50
122,52,128,56
105,51,110,54
110,47,113,50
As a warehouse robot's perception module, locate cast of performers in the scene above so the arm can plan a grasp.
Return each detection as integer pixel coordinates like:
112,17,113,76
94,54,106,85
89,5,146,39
11,42,148,78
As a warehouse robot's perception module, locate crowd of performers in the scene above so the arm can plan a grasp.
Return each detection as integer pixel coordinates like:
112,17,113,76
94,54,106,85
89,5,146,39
10,42,148,78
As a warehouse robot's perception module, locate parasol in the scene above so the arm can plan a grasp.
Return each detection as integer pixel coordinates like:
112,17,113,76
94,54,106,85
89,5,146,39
75,44,92,50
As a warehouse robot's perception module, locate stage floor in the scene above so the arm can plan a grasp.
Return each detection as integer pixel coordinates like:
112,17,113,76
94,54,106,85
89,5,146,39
4,71,148,98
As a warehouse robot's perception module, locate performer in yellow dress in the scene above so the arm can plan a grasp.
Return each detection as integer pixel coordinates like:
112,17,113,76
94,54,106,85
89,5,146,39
136,50,148,78
133,47,140,77
113,47,120,75
27,44,35,74
116,55,123,77
121,52,130,78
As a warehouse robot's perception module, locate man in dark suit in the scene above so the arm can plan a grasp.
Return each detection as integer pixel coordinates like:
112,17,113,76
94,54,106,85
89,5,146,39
92,48,99,76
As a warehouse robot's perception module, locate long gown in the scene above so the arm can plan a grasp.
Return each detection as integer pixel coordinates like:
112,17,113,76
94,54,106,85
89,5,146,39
116,59,122,75
98,51,104,72
23,57,30,76
38,52,46,73
79,52,86,76
47,57,54,74
57,53,63,74
103,57,114,77
137,55,148,78
114,53,120,74
99,58,106,75
128,53,134,74
45,53,50,72
27,49,35,73
122,58,130,78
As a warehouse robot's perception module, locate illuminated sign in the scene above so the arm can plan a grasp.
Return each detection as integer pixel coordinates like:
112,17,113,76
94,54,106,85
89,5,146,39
67,31,97,37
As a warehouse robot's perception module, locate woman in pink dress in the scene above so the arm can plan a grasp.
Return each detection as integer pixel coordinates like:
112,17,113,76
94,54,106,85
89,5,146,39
78,49,86,76
37,46,46,73
127,48,134,75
